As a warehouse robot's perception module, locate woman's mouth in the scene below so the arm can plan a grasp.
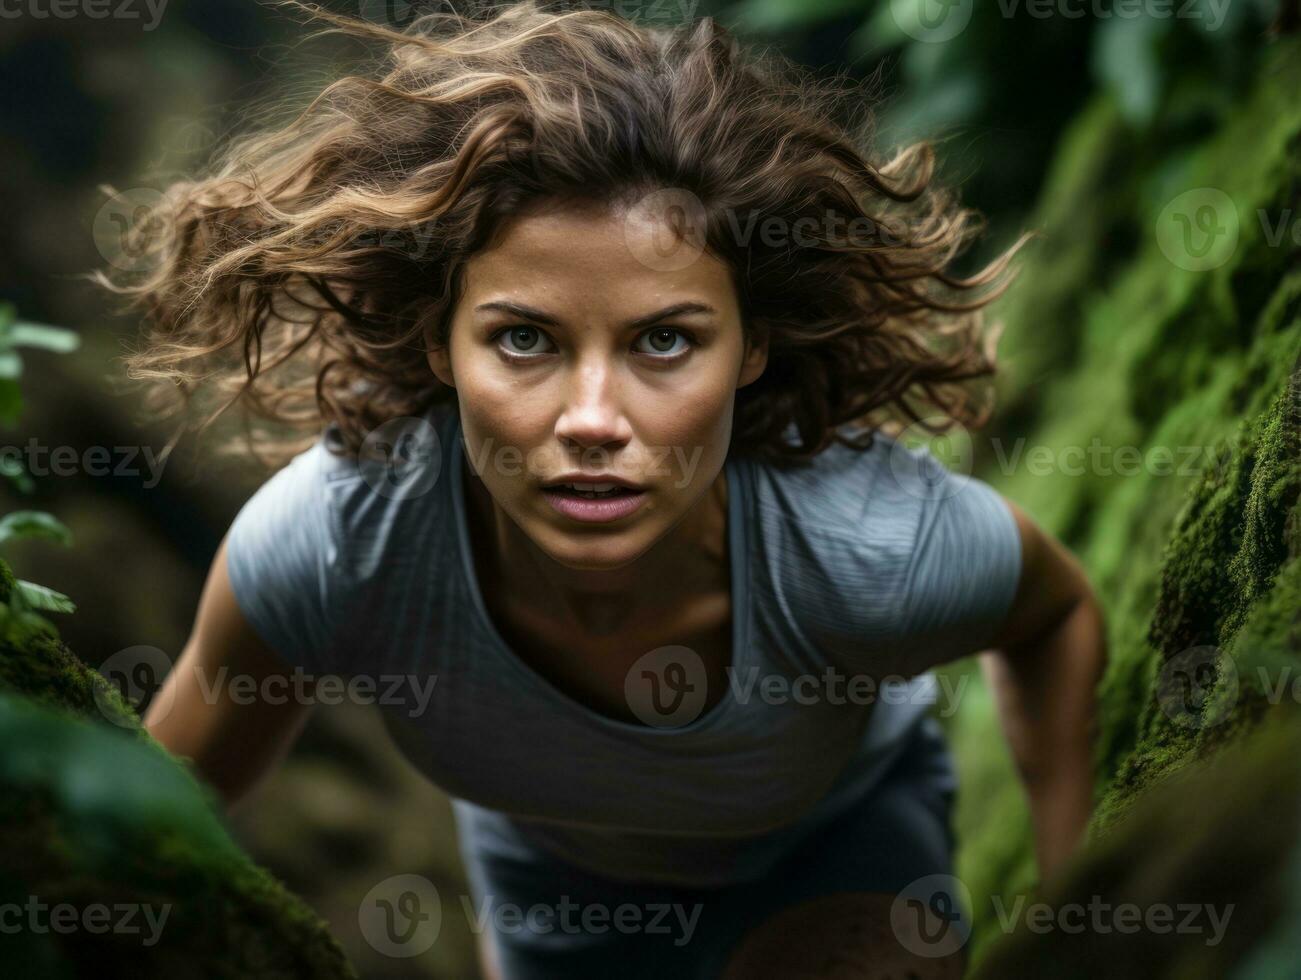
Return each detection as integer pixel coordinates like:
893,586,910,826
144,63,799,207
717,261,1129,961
542,483,648,522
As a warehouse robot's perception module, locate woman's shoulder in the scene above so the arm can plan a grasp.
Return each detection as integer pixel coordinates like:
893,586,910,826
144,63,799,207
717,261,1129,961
745,428,934,539
739,431,929,664
224,405,464,678
743,427,1020,673
317,406,461,571
233,405,459,585
317,402,455,488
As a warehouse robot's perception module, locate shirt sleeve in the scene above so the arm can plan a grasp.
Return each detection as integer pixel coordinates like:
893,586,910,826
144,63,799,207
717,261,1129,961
224,439,342,677
892,459,1023,674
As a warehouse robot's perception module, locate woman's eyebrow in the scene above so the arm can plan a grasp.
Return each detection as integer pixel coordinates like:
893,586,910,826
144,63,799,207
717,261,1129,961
474,300,717,329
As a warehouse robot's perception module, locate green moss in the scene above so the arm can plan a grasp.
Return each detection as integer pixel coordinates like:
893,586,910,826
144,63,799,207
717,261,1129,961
953,33,1301,967
1095,366,1301,831
1148,378,1300,661
0,625,141,734
969,713,1301,980
0,556,16,605
0,555,358,976
0,692,358,977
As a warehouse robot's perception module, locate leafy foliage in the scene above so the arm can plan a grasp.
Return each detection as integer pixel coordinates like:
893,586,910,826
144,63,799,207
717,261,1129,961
945,31,1301,966
0,302,79,645
708,0,1282,265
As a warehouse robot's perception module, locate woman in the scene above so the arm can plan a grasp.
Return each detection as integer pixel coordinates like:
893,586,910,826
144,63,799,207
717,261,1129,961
109,3,1107,977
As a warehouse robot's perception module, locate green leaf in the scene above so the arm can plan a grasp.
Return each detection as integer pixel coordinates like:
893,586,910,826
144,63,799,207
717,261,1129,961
0,511,73,547
0,352,22,380
14,580,75,615
0,601,58,644
0,454,33,494
9,322,80,354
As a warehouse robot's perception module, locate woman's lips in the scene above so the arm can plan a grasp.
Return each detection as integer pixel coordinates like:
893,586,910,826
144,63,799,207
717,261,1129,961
541,486,648,523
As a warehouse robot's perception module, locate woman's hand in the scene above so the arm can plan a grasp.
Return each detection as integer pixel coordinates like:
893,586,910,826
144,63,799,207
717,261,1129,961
981,498,1109,882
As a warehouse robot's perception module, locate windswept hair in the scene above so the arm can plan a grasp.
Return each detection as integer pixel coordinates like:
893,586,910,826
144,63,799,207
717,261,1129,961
94,0,1030,470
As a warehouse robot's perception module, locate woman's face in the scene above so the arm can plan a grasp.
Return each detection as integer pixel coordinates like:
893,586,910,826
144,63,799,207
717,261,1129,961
428,198,767,571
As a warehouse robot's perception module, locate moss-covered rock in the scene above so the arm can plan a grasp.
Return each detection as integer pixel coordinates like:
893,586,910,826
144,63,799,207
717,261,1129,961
0,626,140,734
947,31,1301,968
0,558,358,979
968,712,1301,980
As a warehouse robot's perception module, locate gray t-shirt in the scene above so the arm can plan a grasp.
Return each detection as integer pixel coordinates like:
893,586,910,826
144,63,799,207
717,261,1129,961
226,405,1021,887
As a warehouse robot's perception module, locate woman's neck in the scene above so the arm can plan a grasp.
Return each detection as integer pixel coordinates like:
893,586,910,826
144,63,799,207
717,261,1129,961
461,455,730,636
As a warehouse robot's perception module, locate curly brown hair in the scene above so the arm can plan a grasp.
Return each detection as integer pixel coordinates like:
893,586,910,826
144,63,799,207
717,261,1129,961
92,0,1031,471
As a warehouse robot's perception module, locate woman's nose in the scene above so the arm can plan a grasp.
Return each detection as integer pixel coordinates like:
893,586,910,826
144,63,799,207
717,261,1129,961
552,358,632,450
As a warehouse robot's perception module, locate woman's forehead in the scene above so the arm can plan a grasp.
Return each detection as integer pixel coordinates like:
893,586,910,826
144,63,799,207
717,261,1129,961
461,205,738,311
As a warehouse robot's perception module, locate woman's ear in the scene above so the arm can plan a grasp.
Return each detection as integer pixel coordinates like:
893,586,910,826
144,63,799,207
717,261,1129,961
424,319,455,388
738,330,768,389
427,345,454,388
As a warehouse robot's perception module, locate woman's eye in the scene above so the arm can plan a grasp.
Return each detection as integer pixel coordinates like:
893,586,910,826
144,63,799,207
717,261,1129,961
493,325,694,361
633,327,693,358
495,325,556,358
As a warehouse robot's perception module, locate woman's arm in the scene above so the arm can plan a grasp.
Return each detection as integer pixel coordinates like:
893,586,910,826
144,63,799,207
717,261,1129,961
144,533,317,815
981,497,1109,881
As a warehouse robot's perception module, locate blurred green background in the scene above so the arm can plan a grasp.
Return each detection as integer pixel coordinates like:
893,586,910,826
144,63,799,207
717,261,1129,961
1,0,1298,977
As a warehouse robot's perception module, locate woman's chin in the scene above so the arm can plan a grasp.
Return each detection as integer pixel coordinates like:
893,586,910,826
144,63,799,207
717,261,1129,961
531,525,656,573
